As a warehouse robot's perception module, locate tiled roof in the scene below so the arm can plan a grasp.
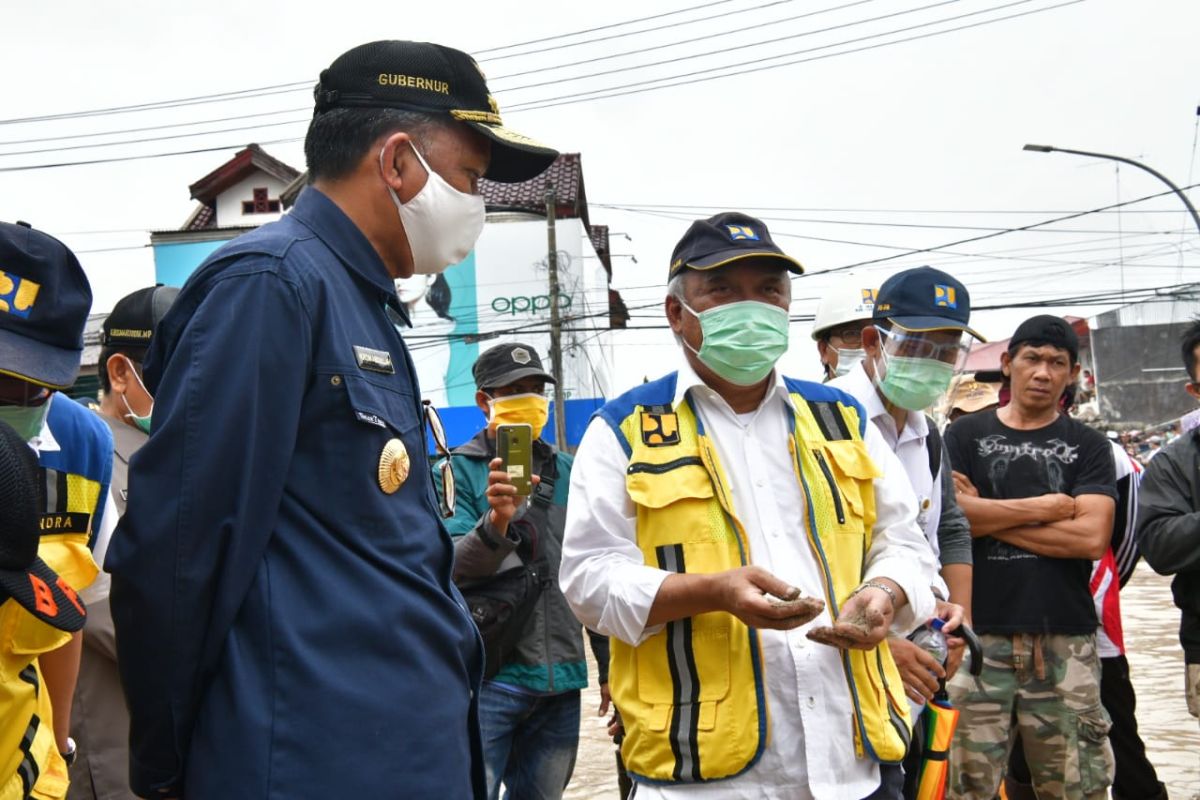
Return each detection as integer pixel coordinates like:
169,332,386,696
480,153,586,224
188,144,301,205
185,203,216,231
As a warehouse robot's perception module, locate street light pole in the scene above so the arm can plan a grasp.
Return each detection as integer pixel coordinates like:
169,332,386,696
1022,143,1200,237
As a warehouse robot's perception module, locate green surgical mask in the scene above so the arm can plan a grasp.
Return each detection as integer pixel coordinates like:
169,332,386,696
681,299,790,386
874,349,955,411
0,402,51,443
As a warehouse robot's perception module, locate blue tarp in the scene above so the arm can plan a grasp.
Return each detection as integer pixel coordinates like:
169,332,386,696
433,396,605,451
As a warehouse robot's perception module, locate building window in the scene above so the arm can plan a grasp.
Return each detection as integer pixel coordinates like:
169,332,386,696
242,187,281,215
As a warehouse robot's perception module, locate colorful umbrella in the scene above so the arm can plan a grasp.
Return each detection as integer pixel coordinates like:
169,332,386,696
913,623,983,800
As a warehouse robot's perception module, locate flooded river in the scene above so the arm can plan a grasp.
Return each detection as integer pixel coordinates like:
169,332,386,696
564,562,1200,798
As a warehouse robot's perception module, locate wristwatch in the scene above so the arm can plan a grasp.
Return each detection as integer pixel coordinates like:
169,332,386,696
61,737,77,768
851,581,898,609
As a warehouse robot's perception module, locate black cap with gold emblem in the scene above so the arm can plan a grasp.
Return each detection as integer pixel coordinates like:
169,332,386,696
313,40,558,183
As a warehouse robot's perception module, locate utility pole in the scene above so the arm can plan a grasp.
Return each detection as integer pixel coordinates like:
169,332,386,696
545,183,569,450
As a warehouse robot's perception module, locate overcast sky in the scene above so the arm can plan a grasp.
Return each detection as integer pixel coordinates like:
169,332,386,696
2,0,1197,386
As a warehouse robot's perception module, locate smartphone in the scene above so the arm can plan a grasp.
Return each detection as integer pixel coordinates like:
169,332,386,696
496,423,533,496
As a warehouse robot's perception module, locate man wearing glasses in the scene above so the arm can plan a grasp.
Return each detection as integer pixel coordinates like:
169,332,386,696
828,266,978,796
561,213,940,798
810,273,877,381
105,41,557,800
440,342,601,800
0,220,111,789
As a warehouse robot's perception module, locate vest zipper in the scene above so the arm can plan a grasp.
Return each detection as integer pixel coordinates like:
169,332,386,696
812,450,846,524
626,456,704,475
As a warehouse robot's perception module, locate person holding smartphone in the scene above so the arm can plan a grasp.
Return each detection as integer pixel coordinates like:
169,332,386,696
439,342,606,800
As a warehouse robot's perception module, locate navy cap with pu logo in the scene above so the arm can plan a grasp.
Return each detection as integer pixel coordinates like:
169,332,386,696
0,221,92,389
872,265,985,341
668,212,804,280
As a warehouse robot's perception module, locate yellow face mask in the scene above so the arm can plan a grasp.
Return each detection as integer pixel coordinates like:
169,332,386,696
488,393,550,440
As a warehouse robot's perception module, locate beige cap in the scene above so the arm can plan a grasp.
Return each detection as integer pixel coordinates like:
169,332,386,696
950,373,1001,414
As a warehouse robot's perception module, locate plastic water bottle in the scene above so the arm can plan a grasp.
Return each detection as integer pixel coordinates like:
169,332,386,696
910,618,949,670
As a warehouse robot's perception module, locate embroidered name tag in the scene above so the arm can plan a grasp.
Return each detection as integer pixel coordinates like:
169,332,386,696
355,411,386,428
40,512,91,536
353,345,395,375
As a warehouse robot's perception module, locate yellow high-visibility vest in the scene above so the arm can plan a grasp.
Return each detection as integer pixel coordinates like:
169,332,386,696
596,373,911,784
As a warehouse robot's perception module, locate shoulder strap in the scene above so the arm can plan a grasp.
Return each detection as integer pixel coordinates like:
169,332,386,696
529,451,559,510
924,415,943,479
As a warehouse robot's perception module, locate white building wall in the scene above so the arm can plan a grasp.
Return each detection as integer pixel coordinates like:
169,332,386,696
214,173,290,227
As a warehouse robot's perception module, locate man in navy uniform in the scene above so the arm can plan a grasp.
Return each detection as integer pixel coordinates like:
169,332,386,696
106,41,557,799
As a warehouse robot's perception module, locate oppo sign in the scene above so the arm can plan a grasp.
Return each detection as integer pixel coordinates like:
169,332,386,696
491,293,574,316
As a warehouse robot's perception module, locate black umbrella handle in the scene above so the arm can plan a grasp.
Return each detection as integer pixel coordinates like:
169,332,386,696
959,623,984,676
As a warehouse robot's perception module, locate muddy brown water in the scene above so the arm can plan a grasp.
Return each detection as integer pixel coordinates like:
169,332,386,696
562,563,1200,798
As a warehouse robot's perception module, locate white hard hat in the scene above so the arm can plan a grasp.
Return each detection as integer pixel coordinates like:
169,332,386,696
811,273,879,340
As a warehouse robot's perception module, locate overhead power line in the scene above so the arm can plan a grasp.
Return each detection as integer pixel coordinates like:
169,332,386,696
508,0,1083,111
490,0,879,80
0,136,302,173
818,182,1200,274
473,0,746,56
0,0,780,127
498,0,966,92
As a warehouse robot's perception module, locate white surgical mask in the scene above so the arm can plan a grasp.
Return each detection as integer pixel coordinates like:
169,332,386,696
832,347,866,378
117,355,153,434
380,143,485,276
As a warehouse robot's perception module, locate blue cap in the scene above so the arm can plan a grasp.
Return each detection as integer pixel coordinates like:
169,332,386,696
669,212,803,280
873,265,984,341
0,221,92,389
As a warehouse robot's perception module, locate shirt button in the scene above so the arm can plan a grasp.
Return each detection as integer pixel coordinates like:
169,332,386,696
806,696,816,709
755,478,765,487
330,375,342,386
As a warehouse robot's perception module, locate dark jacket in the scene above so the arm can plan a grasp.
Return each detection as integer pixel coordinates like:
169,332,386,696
1135,429,1200,664
106,188,485,799
442,430,587,692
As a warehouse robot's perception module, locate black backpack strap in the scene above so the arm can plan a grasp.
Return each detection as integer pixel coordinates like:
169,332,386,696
924,415,943,479
529,451,559,511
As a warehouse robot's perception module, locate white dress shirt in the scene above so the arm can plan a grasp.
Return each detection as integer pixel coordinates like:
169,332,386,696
561,360,936,800
829,363,948,593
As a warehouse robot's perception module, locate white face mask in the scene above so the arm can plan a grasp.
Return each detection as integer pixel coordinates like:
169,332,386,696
832,347,866,378
380,142,486,276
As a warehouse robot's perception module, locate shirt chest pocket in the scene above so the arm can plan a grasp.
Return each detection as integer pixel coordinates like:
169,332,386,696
323,371,426,502
339,372,420,437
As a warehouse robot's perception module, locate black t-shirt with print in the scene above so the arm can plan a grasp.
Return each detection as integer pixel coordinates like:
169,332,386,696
945,410,1116,634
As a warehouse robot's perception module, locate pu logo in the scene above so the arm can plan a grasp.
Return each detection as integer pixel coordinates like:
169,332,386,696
641,412,680,447
0,270,40,319
861,288,877,306
934,285,957,309
725,225,760,241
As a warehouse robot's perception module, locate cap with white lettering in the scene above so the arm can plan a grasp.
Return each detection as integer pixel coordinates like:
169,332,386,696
313,40,558,183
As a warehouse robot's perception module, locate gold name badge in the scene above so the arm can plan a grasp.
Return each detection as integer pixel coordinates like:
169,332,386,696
378,438,410,494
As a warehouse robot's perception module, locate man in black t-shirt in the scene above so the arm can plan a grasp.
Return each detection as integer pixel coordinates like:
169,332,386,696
944,315,1116,800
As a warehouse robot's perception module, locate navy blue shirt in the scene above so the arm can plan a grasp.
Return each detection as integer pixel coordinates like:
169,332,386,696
107,188,485,799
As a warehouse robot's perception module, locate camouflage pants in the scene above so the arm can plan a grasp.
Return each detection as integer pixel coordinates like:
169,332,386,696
1187,663,1200,719
947,632,1114,799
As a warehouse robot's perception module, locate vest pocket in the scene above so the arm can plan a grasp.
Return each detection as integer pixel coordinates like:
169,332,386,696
812,439,880,523
626,454,713,511
636,624,731,716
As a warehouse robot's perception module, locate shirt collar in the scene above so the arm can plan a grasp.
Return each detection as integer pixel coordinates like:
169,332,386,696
673,356,791,416
33,392,60,454
288,187,409,321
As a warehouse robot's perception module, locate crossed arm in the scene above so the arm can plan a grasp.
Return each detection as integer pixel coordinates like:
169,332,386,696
953,472,1114,560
